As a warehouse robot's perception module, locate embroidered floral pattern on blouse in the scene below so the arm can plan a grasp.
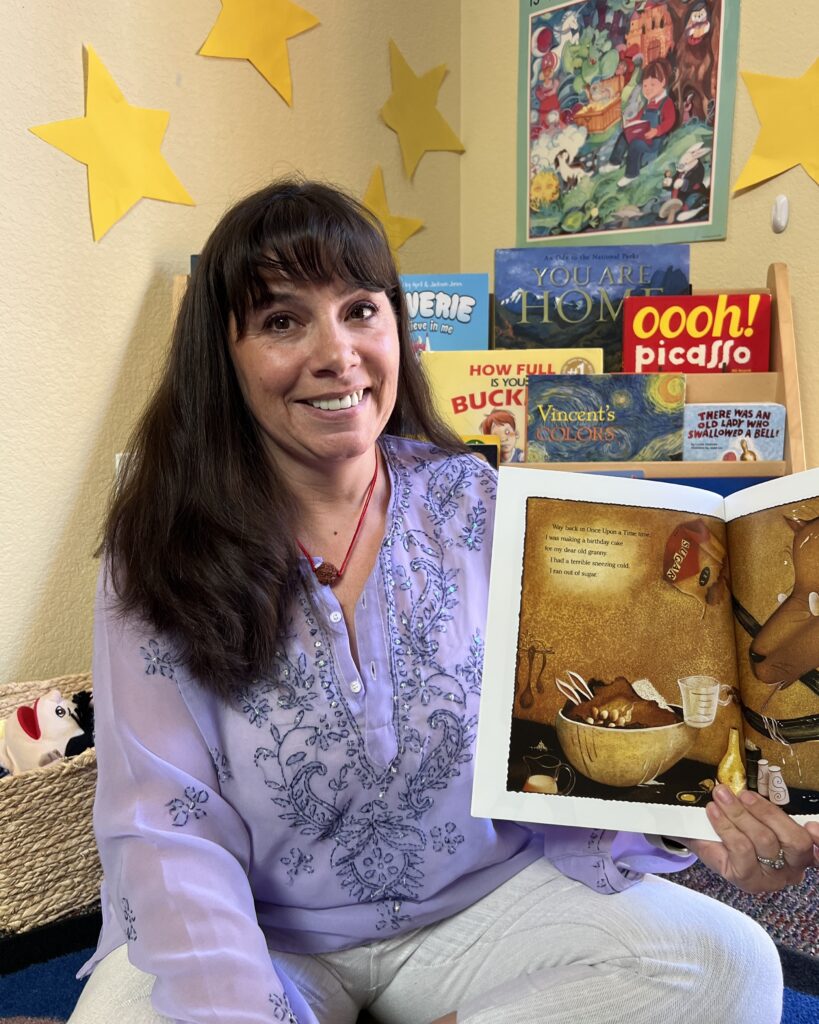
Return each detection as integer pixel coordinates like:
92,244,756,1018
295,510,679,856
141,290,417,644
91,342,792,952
331,799,425,926
269,991,298,1023
459,499,487,551
431,821,465,855
120,897,137,941
167,786,209,826
280,846,315,885
140,638,175,678
455,631,485,697
237,685,273,728
399,710,475,820
209,747,233,783
243,441,494,934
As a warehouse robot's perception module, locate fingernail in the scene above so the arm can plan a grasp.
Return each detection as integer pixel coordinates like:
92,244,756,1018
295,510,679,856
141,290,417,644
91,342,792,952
715,784,735,806
739,789,757,806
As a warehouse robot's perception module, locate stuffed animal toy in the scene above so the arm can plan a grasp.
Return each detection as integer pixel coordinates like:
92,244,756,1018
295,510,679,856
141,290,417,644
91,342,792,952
0,688,94,775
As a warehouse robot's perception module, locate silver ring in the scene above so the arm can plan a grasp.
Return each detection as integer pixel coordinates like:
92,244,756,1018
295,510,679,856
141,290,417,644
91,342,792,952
756,848,787,870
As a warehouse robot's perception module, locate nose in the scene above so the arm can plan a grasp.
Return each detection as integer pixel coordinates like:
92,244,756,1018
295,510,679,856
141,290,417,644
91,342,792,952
311,317,360,375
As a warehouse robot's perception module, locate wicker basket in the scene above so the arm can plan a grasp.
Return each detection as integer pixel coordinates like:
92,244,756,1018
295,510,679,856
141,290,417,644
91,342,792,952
0,672,101,936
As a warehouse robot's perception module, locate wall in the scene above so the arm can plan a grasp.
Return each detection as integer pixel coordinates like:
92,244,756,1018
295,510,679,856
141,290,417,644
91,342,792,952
461,2,818,466
1,0,461,682
4,1,817,684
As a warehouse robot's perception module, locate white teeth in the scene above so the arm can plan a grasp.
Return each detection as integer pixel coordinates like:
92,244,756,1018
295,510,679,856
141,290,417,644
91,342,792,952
307,389,364,411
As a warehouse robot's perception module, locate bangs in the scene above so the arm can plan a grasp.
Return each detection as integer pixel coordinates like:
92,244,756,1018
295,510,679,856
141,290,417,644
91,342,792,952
210,183,399,336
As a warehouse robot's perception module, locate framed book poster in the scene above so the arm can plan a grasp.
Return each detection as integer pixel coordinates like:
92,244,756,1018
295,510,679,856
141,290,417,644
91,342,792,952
517,0,740,246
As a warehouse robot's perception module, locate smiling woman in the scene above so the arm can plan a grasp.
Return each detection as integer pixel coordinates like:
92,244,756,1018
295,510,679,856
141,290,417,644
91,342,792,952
69,178,816,1024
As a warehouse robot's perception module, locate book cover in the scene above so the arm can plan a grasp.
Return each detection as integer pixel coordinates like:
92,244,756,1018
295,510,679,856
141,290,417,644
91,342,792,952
421,349,603,465
463,434,501,470
623,292,772,373
683,404,786,462
472,468,819,840
494,244,690,371
400,274,490,353
526,373,685,463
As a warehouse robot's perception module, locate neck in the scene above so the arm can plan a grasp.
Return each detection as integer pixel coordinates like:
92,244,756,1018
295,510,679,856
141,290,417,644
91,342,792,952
278,444,383,528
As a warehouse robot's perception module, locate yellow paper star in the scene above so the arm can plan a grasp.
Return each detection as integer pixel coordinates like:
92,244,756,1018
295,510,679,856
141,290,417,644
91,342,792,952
199,0,319,105
30,45,194,241
734,59,819,193
380,40,465,179
362,166,423,253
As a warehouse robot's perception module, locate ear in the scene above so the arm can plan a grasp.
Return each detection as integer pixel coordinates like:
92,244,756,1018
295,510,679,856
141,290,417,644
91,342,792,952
784,516,803,534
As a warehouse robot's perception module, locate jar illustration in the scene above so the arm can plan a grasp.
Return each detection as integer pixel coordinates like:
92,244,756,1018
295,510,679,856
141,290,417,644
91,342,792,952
766,765,789,806
757,759,769,798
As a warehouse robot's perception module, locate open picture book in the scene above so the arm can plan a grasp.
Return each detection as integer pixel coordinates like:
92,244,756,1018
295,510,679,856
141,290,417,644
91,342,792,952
472,468,819,840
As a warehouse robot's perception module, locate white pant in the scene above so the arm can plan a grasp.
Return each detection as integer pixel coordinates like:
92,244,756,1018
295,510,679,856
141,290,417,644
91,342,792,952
69,859,783,1024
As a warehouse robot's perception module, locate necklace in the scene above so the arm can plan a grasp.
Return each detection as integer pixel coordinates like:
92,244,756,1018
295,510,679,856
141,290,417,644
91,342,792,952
296,452,379,586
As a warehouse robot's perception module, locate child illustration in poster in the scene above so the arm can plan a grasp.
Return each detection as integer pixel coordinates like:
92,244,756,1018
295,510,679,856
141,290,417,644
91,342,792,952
519,0,738,244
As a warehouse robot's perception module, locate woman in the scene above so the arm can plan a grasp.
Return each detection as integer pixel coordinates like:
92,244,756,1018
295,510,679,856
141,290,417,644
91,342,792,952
71,180,817,1024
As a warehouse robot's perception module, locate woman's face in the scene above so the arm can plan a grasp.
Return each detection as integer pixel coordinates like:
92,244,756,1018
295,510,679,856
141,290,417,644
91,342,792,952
229,276,400,472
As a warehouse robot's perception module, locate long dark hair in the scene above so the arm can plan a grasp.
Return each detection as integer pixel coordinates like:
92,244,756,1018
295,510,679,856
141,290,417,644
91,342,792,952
102,178,464,698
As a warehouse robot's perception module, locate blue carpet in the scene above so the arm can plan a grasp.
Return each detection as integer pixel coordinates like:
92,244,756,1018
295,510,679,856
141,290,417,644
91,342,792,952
0,948,89,1018
0,947,817,1021
783,987,819,1024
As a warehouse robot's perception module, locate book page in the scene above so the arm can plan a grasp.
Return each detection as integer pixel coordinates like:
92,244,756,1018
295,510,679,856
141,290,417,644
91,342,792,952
724,470,819,824
474,469,741,840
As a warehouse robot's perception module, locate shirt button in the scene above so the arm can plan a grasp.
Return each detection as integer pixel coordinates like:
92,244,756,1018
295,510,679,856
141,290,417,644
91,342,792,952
329,611,342,623
350,681,362,694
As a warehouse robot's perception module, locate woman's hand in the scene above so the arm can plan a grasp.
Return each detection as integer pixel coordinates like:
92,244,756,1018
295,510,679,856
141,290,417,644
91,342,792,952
684,784,819,893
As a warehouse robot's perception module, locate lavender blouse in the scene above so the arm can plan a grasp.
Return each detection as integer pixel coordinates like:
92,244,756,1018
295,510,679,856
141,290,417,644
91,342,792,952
81,437,693,1023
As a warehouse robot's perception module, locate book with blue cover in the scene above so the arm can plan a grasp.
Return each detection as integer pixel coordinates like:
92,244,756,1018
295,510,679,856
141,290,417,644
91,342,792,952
400,274,490,353
494,244,690,370
526,373,685,463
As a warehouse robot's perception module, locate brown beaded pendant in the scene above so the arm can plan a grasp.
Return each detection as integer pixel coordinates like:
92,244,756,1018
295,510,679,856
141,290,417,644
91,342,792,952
315,562,340,586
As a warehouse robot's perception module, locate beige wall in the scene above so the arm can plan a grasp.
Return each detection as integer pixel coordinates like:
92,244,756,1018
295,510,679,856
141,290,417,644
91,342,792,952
1,0,461,683
3,1,817,683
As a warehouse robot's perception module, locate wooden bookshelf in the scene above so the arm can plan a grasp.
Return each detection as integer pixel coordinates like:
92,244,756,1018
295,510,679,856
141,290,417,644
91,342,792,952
511,262,806,480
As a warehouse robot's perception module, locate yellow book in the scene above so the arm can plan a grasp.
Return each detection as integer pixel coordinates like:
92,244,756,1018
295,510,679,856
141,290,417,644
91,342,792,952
421,349,603,464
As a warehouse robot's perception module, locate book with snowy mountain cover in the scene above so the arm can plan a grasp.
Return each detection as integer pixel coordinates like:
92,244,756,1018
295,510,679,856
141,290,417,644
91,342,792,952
494,244,690,371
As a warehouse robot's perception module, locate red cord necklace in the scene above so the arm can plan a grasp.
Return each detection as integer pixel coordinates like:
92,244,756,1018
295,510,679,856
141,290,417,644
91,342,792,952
296,452,379,586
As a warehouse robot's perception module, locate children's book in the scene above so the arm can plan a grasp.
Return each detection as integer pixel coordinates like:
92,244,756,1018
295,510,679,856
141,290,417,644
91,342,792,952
684,404,786,462
400,274,490,353
473,468,819,840
463,435,502,470
526,373,685,463
421,349,603,465
623,292,772,373
494,244,690,371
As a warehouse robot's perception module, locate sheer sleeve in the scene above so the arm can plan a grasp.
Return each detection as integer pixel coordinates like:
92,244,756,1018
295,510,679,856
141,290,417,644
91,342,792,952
91,572,317,1024
515,823,696,894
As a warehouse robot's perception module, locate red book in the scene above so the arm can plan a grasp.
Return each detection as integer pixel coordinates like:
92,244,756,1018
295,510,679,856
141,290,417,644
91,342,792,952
622,292,772,373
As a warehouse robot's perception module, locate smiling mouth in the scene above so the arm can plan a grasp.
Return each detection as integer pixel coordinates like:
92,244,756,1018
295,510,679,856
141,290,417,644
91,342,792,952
306,388,365,412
